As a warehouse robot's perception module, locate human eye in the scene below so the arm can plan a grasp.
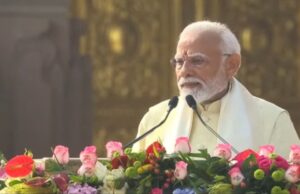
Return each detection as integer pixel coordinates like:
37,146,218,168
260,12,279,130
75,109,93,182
174,58,184,68
170,58,184,69
190,56,205,66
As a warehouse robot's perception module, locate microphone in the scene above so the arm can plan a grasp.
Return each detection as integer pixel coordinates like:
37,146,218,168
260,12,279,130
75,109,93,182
185,95,239,154
124,96,179,148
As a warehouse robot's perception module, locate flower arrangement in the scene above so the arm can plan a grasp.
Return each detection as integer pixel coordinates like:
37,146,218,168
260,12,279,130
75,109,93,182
0,138,300,194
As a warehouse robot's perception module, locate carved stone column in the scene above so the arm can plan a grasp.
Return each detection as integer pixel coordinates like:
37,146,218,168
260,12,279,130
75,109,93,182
0,0,91,158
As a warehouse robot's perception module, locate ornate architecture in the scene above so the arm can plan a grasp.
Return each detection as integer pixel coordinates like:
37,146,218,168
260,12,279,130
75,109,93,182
72,0,179,152
70,0,300,153
1,0,297,157
199,0,300,130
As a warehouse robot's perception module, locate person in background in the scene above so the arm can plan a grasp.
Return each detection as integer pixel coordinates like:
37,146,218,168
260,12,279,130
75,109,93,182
133,20,299,157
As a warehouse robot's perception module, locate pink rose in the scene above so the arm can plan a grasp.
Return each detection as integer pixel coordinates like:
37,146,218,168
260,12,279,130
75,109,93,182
174,137,191,154
285,165,300,183
151,187,163,194
105,141,124,158
289,145,300,164
257,155,272,173
77,163,96,177
80,146,97,166
213,144,232,160
34,161,45,176
174,161,188,180
35,162,45,172
274,155,289,170
228,167,244,186
53,145,69,165
0,167,7,180
258,145,275,157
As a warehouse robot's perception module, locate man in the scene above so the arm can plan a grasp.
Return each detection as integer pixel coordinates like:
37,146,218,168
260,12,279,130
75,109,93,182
133,20,299,157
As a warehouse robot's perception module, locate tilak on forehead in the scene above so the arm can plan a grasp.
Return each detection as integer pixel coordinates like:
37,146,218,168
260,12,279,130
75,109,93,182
182,50,188,56
176,40,196,56
176,50,193,59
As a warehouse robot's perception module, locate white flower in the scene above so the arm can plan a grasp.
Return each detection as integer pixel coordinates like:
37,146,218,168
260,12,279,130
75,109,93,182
94,161,107,181
101,183,127,194
103,168,125,190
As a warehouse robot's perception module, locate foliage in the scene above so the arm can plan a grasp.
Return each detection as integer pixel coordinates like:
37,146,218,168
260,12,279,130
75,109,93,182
0,141,300,194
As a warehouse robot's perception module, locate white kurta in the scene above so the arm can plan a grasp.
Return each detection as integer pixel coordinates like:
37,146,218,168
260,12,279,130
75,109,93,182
133,79,300,158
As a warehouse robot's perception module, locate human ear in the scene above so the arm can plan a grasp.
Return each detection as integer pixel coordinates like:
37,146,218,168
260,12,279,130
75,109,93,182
224,53,241,78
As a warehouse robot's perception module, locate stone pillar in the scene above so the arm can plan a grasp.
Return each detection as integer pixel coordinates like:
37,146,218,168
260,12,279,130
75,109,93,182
0,0,91,158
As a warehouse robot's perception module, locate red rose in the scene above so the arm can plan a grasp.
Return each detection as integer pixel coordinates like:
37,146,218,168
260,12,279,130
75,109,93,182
5,155,34,178
146,141,165,157
232,149,259,168
111,155,129,169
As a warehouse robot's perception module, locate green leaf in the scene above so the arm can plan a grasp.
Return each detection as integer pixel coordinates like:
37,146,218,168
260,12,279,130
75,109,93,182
24,149,33,158
7,179,23,187
69,174,84,183
242,154,256,171
45,159,64,172
188,149,211,160
207,158,229,176
213,175,227,182
0,180,5,190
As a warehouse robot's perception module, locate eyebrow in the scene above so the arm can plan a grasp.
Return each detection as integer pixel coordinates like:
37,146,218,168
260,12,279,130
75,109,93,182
175,52,206,58
188,53,206,57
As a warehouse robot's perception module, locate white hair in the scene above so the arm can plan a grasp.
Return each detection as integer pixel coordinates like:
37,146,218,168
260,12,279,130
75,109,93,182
179,20,241,54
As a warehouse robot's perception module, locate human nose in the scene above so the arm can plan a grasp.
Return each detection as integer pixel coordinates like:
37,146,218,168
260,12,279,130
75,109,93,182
177,61,193,77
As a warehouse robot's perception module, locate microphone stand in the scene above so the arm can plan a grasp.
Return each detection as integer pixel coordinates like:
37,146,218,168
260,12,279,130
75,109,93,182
186,95,239,154
124,96,178,149
124,109,173,149
193,107,239,154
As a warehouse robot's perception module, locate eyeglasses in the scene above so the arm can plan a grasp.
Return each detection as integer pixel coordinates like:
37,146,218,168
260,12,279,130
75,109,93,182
170,53,231,70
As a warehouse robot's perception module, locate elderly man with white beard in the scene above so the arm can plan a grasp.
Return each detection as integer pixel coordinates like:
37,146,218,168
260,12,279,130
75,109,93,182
132,20,299,157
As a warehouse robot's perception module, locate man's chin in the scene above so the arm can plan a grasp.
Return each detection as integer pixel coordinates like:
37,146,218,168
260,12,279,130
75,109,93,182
180,86,199,94
179,89,211,103
179,89,195,97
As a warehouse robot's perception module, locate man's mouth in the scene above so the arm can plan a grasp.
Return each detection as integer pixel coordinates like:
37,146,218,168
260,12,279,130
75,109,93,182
181,82,201,89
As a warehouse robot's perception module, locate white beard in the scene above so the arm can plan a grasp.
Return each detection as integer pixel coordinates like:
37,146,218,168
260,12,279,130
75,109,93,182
178,66,228,103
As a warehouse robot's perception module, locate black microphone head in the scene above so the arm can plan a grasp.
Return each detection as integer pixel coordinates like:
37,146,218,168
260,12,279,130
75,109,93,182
168,96,179,109
185,95,197,110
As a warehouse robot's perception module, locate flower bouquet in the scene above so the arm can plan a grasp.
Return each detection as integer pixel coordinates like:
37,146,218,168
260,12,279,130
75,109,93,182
0,146,105,194
0,138,300,194
105,138,300,194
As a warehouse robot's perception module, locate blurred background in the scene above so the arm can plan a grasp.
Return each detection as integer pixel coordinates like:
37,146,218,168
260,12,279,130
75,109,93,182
0,0,299,158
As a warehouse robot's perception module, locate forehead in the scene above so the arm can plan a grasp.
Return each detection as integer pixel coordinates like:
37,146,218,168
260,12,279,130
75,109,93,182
176,31,222,56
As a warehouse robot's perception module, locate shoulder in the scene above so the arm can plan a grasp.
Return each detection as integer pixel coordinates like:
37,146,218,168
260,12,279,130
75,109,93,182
252,96,286,116
248,95,291,129
148,99,170,113
134,99,172,151
139,99,170,128
253,97,285,111
232,79,286,116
